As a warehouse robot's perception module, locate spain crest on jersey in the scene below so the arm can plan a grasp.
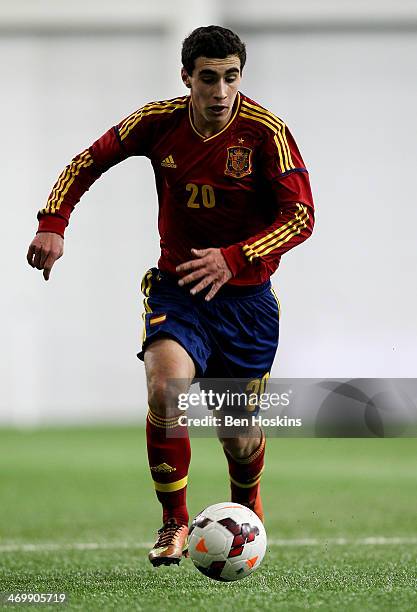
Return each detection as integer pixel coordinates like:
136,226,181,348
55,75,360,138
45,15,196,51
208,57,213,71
225,146,253,178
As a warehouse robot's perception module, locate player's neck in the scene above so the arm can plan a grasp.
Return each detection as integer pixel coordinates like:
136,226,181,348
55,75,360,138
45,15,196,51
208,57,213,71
191,96,238,138
192,112,232,138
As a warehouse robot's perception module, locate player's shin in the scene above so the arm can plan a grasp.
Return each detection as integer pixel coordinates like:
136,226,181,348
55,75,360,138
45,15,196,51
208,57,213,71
146,409,191,526
223,430,265,522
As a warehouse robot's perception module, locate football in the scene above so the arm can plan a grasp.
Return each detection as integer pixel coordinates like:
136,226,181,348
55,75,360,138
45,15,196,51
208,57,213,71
188,502,267,581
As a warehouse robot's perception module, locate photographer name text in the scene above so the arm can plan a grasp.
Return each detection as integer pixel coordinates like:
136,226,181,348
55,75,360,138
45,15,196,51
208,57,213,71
178,415,302,428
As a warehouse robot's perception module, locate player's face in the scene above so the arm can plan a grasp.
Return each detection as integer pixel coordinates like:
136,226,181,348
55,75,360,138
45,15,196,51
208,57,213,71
182,55,241,134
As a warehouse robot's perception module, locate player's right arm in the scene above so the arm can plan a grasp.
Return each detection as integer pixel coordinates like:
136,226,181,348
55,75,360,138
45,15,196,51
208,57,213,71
26,102,157,280
26,127,127,281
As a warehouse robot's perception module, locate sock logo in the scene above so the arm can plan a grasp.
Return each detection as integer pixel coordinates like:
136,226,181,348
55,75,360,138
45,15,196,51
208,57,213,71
151,462,177,473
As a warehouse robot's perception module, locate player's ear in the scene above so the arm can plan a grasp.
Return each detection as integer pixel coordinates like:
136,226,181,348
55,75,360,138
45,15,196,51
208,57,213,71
181,67,191,89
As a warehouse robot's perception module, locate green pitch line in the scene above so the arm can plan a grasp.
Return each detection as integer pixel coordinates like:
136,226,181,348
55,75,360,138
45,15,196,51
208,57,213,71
0,428,416,611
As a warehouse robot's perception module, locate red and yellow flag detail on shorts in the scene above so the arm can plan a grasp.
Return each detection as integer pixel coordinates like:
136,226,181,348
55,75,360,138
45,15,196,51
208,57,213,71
149,314,167,326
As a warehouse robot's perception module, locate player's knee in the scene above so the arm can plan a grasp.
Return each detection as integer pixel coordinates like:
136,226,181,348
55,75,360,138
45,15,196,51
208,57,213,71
147,378,181,418
219,436,259,460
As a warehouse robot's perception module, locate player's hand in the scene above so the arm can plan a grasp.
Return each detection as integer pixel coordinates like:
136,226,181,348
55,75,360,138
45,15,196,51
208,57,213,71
26,232,64,281
176,248,232,301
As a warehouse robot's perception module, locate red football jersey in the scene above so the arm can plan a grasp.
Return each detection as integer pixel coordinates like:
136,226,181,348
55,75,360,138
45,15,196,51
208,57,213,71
37,93,314,285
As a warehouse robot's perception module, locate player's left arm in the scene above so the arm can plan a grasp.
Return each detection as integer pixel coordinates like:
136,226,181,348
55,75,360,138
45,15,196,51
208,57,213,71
221,123,315,277
221,179,314,277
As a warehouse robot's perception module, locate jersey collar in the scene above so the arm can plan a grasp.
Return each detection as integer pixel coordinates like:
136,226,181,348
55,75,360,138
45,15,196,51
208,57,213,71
188,93,241,142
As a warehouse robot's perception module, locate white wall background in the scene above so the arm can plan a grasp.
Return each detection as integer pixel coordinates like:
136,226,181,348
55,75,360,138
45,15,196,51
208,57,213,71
1,1,416,425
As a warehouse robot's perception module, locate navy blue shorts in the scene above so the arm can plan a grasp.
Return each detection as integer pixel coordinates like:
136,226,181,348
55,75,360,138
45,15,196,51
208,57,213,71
137,268,280,382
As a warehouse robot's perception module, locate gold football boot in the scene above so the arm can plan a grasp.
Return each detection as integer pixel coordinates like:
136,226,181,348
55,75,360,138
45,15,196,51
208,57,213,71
148,518,189,566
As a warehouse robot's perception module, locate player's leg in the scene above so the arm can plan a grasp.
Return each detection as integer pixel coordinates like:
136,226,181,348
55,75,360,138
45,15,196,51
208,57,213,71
202,283,279,523
144,337,195,565
137,268,211,565
218,424,266,523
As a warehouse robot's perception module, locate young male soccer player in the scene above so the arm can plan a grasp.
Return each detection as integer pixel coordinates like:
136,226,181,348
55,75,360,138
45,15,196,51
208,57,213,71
27,26,314,566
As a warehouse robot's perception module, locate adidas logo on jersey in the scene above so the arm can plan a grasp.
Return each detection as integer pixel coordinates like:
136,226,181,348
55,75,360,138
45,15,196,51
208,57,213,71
150,463,177,473
161,155,177,168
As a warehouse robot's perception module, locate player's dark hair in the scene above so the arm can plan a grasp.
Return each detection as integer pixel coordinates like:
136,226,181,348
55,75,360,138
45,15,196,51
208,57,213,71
181,25,246,75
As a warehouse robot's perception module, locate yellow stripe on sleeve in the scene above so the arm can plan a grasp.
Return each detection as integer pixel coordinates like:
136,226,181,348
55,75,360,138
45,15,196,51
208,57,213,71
241,105,291,171
240,111,287,172
119,99,187,141
256,206,309,258
40,150,94,215
243,204,309,261
53,157,94,212
250,205,308,256
119,98,186,135
243,203,307,253
119,97,187,134
40,151,87,214
241,101,296,172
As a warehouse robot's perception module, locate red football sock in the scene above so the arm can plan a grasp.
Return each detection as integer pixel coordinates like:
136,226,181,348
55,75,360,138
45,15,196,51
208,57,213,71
223,432,265,518
146,409,191,526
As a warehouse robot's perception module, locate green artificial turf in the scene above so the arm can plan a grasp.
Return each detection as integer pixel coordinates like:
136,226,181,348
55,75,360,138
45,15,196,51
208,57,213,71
0,428,416,611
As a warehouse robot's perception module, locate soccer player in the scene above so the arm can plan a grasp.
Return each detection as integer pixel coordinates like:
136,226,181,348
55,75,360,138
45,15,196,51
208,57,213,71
27,26,314,566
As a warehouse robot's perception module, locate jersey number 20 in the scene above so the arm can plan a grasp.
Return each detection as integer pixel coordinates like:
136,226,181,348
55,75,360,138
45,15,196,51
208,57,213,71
186,183,216,209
